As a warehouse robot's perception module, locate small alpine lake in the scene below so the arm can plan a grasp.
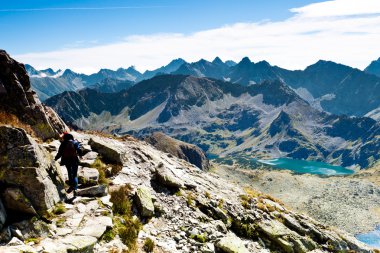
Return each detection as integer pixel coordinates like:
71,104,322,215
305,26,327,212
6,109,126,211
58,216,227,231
255,158,355,176
356,226,380,249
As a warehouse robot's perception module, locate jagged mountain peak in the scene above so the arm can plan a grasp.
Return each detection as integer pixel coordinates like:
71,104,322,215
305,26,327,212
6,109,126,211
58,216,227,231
24,64,39,75
256,60,271,67
239,56,252,65
212,56,224,65
62,68,78,76
365,57,380,77
305,59,349,72
170,58,186,64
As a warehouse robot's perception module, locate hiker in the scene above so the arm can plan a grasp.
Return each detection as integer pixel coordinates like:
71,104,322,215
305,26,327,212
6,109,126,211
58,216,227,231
55,132,82,196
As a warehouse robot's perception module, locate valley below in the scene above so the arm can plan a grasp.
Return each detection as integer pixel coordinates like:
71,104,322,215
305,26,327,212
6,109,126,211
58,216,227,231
213,163,380,244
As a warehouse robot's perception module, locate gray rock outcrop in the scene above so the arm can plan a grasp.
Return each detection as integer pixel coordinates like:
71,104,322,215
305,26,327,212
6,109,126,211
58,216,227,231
145,132,210,170
0,50,68,140
0,125,63,214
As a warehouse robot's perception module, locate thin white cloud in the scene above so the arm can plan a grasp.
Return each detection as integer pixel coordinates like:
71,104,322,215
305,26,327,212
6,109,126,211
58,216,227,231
0,6,169,12
14,0,380,74
291,0,380,18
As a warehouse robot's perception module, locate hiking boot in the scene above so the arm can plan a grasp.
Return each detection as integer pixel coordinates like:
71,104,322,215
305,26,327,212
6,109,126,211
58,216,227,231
66,187,74,193
73,190,77,197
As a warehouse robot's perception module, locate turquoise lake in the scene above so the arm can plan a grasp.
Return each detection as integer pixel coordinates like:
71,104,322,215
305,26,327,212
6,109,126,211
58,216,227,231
255,158,354,176
356,227,380,249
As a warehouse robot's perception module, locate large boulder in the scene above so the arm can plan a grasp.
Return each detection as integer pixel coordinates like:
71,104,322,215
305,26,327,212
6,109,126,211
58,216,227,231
0,50,68,140
88,137,128,165
215,235,250,253
145,132,210,170
135,187,155,217
78,167,99,186
155,164,184,189
2,187,37,215
76,185,108,197
0,126,64,214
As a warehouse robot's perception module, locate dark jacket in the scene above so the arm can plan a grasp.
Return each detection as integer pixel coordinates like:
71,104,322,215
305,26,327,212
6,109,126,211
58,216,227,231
55,138,82,165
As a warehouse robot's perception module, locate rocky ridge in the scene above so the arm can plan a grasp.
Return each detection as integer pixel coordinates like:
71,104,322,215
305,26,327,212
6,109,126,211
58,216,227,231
0,50,68,140
0,129,374,252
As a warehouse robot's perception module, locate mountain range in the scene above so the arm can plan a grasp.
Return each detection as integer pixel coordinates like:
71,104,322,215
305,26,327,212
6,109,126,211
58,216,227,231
45,74,380,169
29,57,380,121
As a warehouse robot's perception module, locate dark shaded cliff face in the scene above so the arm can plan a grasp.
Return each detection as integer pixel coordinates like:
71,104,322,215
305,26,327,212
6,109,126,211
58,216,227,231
0,50,67,140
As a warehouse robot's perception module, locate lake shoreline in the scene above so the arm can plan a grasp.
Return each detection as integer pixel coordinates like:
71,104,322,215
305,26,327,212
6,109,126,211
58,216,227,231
253,157,356,176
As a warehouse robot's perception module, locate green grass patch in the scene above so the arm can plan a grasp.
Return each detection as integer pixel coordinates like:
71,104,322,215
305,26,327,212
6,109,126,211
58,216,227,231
143,238,155,252
110,185,133,215
110,184,142,252
52,203,67,215
190,233,207,243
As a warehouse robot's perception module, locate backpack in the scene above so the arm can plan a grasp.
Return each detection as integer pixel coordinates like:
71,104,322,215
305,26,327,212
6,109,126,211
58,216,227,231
62,140,78,159
73,140,83,157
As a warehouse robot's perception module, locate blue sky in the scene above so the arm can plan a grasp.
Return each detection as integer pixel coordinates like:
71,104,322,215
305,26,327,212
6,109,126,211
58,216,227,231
1,0,317,54
1,0,380,73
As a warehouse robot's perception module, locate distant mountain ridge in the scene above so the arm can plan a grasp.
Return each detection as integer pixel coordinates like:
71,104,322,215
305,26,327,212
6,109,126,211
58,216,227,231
174,57,380,118
45,74,380,169
31,56,380,119
26,65,142,100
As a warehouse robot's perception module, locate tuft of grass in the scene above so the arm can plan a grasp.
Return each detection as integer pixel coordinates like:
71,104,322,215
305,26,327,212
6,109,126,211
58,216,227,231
190,233,207,243
91,157,110,185
256,202,267,212
91,156,107,170
109,164,123,177
110,185,133,215
0,111,36,138
175,189,184,197
218,199,224,208
24,237,42,245
243,187,261,198
118,216,142,251
56,217,66,227
52,203,67,215
186,192,195,207
101,228,116,242
143,238,155,252
91,157,124,183
110,184,142,252
205,191,211,199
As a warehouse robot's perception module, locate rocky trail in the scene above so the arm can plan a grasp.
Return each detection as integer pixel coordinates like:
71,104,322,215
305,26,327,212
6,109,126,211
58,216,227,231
0,127,375,252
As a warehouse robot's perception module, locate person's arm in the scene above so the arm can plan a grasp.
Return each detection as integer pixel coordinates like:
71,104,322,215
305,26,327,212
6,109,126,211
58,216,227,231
55,143,64,161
